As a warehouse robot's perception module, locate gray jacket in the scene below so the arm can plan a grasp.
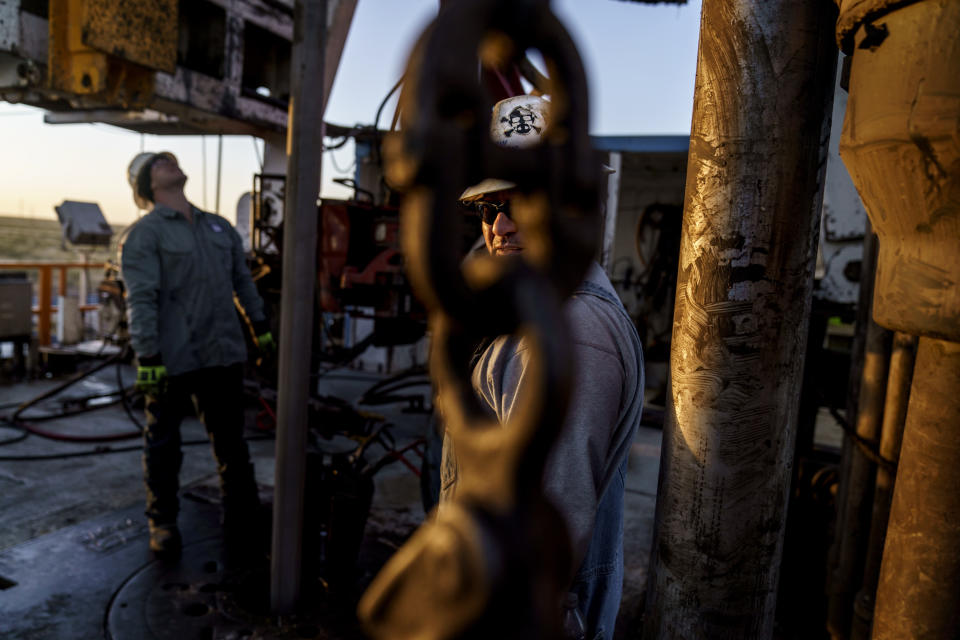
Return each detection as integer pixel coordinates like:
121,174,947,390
121,204,266,376
440,261,644,568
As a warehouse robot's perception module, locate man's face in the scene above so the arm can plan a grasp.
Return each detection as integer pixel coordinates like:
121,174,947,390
473,191,525,257
150,153,186,192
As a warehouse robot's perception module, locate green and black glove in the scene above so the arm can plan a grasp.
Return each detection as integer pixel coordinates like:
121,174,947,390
135,354,167,396
253,320,276,357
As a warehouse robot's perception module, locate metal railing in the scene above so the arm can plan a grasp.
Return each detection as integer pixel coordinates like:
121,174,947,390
0,261,106,346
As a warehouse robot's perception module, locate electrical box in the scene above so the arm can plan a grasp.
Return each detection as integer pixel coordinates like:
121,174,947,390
54,200,113,247
0,274,33,339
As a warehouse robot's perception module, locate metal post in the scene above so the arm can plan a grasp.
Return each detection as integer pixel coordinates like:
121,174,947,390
830,225,878,586
215,133,223,214
872,338,960,639
56,266,68,345
850,332,917,640
600,151,621,274
270,0,326,615
642,1,838,637
827,312,891,639
37,266,52,346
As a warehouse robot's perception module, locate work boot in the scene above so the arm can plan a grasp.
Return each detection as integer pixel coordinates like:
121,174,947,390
148,521,182,559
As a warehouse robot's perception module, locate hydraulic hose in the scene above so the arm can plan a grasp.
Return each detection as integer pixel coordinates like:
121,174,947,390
6,348,143,443
0,433,274,462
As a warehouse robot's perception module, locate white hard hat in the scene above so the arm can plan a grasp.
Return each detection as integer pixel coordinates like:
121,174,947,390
459,95,550,202
127,151,176,210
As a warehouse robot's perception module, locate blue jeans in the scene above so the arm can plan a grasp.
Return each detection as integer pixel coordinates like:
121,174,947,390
570,455,628,639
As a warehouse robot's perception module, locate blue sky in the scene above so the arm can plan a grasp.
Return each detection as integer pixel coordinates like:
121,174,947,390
0,0,702,225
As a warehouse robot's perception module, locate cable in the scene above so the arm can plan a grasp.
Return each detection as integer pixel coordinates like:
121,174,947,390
12,352,123,421
328,146,356,175
0,434,274,462
252,136,264,172
117,359,145,431
323,135,351,151
374,76,404,132
6,348,143,444
0,419,28,446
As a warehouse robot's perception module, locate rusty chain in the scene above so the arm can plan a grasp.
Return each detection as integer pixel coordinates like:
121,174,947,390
357,0,601,638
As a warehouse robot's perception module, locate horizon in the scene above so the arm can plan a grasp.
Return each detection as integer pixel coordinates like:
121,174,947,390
0,0,702,226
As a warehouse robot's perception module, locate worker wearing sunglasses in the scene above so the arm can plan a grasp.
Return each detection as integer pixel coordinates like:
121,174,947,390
447,94,644,640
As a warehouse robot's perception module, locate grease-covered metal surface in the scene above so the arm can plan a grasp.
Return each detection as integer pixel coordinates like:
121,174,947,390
642,0,838,637
838,0,960,342
872,338,960,640
82,0,177,73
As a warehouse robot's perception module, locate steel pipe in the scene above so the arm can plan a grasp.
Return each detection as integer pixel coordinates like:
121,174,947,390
641,1,839,637
270,0,326,615
850,332,917,640
872,338,960,639
826,314,891,639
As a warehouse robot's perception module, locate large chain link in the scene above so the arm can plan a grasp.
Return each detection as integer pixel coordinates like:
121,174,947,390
358,1,600,637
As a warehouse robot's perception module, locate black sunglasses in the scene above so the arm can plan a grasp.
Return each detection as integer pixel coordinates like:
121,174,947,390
463,199,512,225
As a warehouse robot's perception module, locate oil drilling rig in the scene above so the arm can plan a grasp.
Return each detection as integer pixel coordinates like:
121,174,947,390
0,0,957,639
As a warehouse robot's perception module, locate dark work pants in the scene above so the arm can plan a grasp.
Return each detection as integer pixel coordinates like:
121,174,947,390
143,363,258,525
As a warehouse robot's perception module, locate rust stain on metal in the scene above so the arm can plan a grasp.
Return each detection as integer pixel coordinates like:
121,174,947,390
839,0,960,341
82,0,177,73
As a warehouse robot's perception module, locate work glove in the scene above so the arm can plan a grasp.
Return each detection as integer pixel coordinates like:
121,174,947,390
252,320,276,357
257,331,276,355
135,354,168,396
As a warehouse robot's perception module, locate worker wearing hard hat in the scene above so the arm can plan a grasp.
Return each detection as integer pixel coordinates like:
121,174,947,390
441,95,644,637
122,151,274,559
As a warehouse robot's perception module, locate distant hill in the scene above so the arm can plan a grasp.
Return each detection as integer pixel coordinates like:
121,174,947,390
0,216,126,264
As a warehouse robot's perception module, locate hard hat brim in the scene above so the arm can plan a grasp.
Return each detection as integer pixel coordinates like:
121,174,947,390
459,178,518,202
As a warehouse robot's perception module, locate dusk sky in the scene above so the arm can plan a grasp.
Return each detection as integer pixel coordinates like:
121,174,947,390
0,0,702,226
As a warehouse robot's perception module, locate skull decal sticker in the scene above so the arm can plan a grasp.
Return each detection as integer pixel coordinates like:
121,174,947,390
501,106,542,138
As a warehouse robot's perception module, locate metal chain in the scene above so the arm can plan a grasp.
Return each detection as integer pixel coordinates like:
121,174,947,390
358,1,601,638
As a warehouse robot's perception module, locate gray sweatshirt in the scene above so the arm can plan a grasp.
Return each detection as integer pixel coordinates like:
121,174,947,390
440,262,645,565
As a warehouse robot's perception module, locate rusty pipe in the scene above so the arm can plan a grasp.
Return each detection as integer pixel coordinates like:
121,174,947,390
641,1,839,637
828,225,878,595
849,332,917,640
826,315,891,639
871,338,960,639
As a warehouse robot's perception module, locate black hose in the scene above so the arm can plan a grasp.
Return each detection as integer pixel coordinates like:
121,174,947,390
117,359,145,431
5,347,143,444
374,76,404,132
0,419,28,446
12,351,124,422
0,433,274,462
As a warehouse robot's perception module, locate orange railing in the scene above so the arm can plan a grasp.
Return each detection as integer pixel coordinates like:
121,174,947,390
0,261,106,346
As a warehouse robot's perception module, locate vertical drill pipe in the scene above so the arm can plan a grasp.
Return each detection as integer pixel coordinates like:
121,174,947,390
849,332,917,640
826,315,891,639
828,226,878,590
641,1,838,637
872,338,960,639
270,0,326,615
